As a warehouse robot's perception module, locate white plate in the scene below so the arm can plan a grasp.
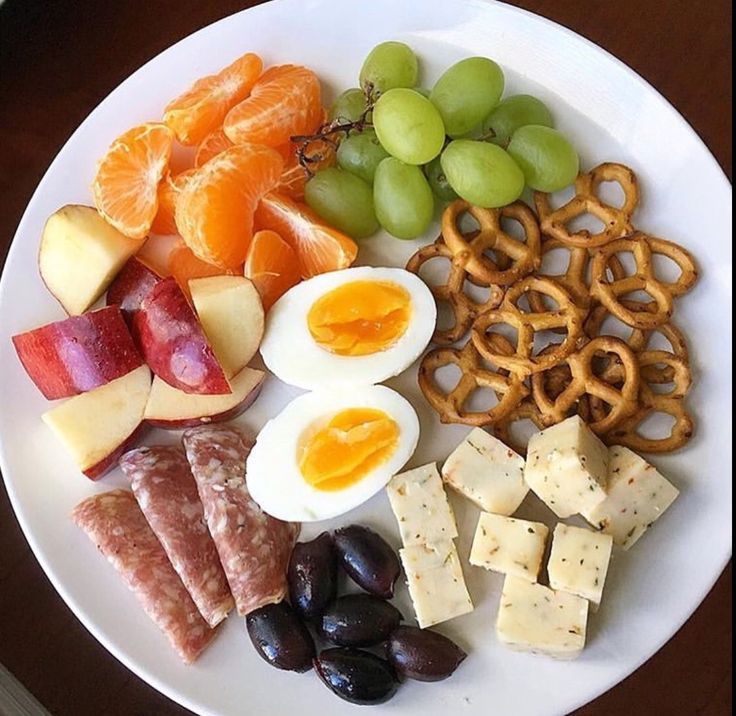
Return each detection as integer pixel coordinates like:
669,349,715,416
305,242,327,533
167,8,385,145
0,1,732,714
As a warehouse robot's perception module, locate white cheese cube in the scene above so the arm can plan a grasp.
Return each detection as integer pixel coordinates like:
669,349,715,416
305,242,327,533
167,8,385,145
548,524,613,607
469,512,548,582
442,428,529,515
524,415,609,518
496,575,589,659
400,540,474,628
582,446,679,549
386,463,458,547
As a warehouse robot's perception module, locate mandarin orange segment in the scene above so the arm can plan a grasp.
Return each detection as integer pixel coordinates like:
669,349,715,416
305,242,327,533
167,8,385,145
163,52,263,146
244,229,301,310
254,192,358,278
92,123,174,239
174,143,284,269
168,244,240,297
223,65,323,148
194,129,234,167
150,169,196,235
136,235,181,277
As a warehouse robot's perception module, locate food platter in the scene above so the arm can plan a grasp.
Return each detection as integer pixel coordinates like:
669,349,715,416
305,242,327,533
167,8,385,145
0,0,731,714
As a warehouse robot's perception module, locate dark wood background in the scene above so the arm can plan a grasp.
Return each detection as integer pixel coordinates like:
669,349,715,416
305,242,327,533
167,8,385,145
0,1,731,714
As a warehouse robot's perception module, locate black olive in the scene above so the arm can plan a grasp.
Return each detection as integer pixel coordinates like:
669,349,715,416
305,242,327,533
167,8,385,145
319,594,402,647
333,524,401,598
246,601,315,672
287,532,337,619
386,625,466,682
313,648,398,705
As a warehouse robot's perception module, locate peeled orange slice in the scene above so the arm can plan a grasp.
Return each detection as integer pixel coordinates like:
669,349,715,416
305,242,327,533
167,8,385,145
150,169,196,235
194,129,234,168
244,229,301,309
168,244,240,297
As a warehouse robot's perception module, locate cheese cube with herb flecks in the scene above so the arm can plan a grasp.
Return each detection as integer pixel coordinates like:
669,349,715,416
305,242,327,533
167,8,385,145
496,575,589,659
386,463,458,547
400,540,474,628
442,428,528,515
548,524,613,607
469,512,548,582
524,416,609,518
581,446,679,549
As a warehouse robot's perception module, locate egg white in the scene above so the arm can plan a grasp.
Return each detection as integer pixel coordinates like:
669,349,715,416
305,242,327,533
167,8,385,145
245,385,420,522
259,266,436,390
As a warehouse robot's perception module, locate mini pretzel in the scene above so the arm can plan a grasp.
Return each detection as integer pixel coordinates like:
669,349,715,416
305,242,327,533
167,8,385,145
441,200,541,286
527,237,592,311
406,239,504,345
490,399,547,456
418,340,528,427
471,277,586,376
534,162,639,248
531,337,640,433
590,233,699,329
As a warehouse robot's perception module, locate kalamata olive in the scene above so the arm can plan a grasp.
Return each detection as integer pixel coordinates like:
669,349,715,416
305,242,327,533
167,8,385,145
333,525,401,598
313,648,398,705
386,625,467,682
246,601,315,672
287,532,337,619
319,594,402,647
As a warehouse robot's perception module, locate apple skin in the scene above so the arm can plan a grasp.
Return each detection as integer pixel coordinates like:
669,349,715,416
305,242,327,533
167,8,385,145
84,422,150,480
144,367,265,429
12,305,143,399
132,277,231,395
106,257,162,320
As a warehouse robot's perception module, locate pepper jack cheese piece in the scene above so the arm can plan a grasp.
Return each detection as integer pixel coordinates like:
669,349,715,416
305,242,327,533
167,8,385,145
496,575,589,659
582,446,679,550
469,512,548,582
400,540,474,628
442,428,528,515
524,415,608,519
547,524,613,607
386,463,458,547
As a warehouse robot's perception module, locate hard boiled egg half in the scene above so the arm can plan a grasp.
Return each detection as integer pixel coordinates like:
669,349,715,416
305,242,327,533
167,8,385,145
259,266,436,390
246,385,419,522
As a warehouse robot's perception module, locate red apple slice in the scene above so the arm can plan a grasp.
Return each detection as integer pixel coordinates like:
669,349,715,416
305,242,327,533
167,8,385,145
39,205,142,315
144,366,265,429
132,277,231,395
12,306,143,400
106,257,162,318
42,364,151,479
189,276,265,378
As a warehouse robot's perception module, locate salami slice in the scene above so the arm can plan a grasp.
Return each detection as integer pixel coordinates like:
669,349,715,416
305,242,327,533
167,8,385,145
182,425,300,615
121,446,234,627
72,490,217,663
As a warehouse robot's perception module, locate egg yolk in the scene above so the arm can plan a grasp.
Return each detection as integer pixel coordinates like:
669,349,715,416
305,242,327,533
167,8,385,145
307,280,412,356
298,408,399,491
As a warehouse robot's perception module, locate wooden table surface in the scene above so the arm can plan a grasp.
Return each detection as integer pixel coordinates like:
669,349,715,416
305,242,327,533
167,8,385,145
0,1,731,714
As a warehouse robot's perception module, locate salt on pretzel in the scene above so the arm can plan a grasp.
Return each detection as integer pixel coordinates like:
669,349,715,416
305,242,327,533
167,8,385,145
441,199,541,286
471,277,586,376
418,339,528,427
531,336,640,434
590,233,698,329
406,238,504,345
534,162,639,248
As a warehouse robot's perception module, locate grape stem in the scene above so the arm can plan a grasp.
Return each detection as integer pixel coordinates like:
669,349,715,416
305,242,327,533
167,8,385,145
291,83,378,177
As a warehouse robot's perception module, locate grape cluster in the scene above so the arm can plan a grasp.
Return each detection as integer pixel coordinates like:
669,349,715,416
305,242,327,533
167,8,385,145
303,41,579,241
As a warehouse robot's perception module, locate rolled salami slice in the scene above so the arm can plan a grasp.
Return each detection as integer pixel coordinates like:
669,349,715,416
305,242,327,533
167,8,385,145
183,425,300,615
121,446,234,627
71,490,217,663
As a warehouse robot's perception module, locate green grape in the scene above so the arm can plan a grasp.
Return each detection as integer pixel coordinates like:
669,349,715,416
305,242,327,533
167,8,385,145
483,95,554,146
424,155,458,202
336,130,390,184
374,158,435,239
329,88,368,123
373,88,446,165
430,57,504,138
506,125,579,192
441,140,524,208
359,41,419,95
305,167,379,239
